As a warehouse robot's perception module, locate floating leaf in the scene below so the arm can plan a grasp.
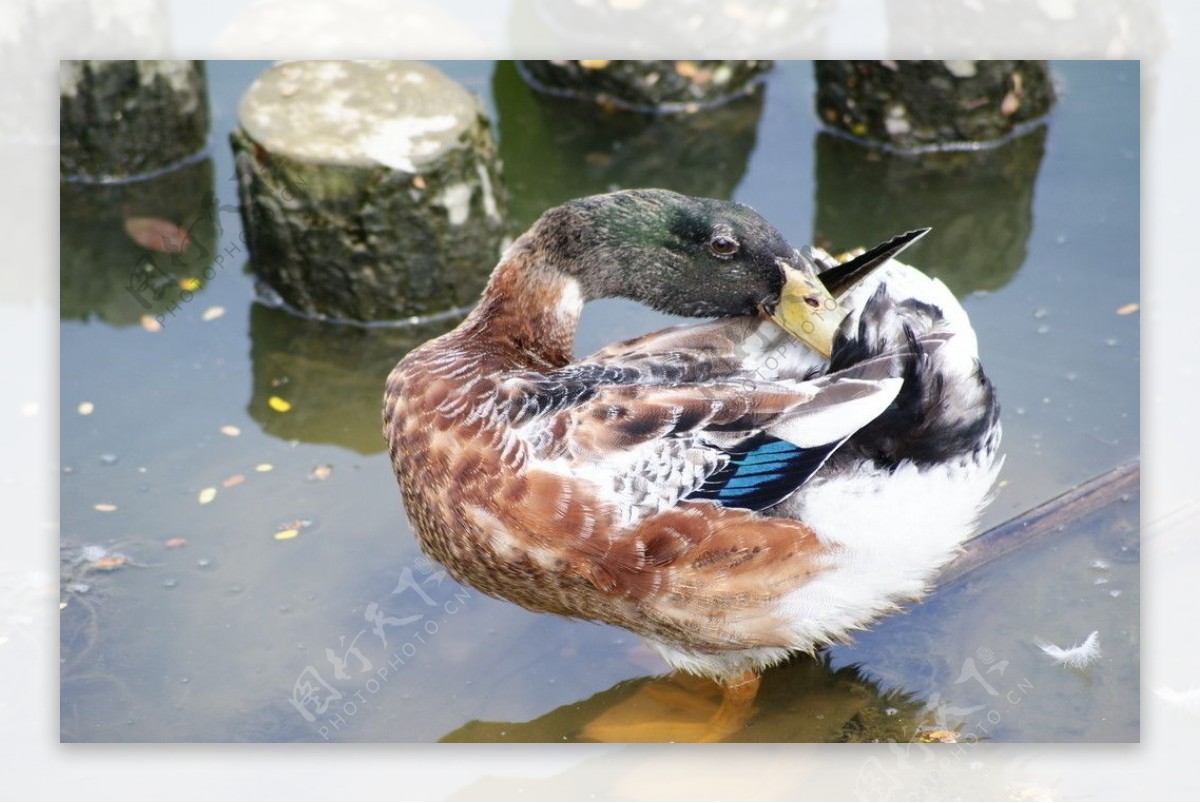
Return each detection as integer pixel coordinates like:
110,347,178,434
274,528,300,541
124,216,192,254
583,151,614,168
1000,90,1020,116
202,306,226,322
308,464,333,482
1116,302,1139,316
268,396,292,413
222,474,245,488
674,60,711,84
91,555,128,571
578,60,610,70
77,401,94,415
179,277,201,292
164,538,188,549
255,463,274,473
915,728,959,744
219,425,241,437
140,315,163,332
198,487,217,505
93,502,117,512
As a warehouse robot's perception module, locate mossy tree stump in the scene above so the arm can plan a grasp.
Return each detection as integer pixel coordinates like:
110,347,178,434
519,60,772,111
60,60,210,180
231,60,505,322
815,61,1054,150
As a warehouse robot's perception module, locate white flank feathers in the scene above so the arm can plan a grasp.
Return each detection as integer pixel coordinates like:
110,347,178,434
1036,630,1102,669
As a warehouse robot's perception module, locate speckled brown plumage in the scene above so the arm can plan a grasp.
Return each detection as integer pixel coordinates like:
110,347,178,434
384,240,828,658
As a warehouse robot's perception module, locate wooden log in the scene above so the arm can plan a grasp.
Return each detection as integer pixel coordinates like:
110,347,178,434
518,60,772,112
814,61,1054,150
231,60,506,322
937,460,1139,590
60,60,209,180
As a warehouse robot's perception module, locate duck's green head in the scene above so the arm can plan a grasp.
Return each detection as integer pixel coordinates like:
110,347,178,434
530,188,849,357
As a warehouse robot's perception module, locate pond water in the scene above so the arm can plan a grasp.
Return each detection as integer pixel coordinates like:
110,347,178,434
59,60,1138,742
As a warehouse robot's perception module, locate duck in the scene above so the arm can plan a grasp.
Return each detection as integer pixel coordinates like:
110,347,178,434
383,189,1001,741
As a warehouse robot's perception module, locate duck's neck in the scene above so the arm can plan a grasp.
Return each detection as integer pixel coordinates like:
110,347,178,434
458,246,584,370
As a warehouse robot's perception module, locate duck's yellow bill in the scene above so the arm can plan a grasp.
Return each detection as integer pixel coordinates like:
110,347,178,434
766,265,847,359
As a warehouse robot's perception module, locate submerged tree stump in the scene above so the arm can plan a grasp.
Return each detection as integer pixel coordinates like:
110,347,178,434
814,60,1054,150
814,124,1047,297
493,61,765,232
60,157,220,327
60,60,210,180
231,60,505,322
247,303,463,455
519,60,772,111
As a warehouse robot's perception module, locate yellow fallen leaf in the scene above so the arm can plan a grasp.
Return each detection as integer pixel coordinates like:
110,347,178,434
94,503,117,512
274,528,300,541
179,277,201,292
1116,302,1139,316
916,728,959,743
219,425,241,437
578,60,610,70
198,487,217,505
675,60,699,78
222,474,245,488
268,396,292,413
140,315,162,333
202,306,226,322
255,463,274,473
77,401,94,415
674,61,712,84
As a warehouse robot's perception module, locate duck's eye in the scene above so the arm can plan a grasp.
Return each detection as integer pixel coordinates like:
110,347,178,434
708,235,740,258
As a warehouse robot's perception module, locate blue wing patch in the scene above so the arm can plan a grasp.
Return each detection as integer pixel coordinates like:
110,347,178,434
686,433,841,511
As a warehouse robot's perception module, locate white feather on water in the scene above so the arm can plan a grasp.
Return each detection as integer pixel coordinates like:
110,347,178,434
1036,630,1102,669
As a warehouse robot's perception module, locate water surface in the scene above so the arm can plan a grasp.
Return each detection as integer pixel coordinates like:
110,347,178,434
59,60,1138,742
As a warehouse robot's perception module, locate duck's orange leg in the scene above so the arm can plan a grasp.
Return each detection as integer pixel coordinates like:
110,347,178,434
579,671,761,743
701,671,761,742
